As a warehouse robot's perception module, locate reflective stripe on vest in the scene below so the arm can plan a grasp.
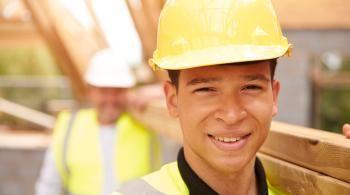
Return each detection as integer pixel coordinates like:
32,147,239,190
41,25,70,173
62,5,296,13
115,162,286,195
52,109,160,194
62,110,77,176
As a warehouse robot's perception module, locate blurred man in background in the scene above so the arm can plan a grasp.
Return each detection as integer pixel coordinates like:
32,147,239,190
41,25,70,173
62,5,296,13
36,49,161,195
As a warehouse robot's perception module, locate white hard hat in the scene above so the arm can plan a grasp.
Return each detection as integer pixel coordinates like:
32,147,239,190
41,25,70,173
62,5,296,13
84,49,136,88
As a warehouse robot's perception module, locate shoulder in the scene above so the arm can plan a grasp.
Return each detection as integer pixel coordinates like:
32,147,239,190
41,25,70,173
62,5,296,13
117,112,150,134
143,161,178,181
55,108,95,122
116,162,187,195
52,108,96,136
267,179,287,195
118,113,142,126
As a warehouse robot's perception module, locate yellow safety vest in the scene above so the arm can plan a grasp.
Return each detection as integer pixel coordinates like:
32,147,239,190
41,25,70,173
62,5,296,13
52,109,160,195
114,162,286,195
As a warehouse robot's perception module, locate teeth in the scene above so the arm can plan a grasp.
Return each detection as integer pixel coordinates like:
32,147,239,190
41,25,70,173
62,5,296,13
214,136,241,143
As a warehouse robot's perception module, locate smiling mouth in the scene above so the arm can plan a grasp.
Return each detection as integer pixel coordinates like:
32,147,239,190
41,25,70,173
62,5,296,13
208,133,251,143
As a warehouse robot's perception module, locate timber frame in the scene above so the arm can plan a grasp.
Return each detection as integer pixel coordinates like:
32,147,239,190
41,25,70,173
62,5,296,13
23,0,103,101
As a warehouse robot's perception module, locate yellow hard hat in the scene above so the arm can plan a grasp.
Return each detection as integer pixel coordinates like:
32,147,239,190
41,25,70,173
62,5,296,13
149,0,292,70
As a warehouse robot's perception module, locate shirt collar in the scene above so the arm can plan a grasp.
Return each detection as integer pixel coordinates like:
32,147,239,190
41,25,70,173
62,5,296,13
177,148,268,195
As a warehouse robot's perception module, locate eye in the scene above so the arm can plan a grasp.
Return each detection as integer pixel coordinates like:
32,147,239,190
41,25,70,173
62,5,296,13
193,87,216,94
242,85,262,91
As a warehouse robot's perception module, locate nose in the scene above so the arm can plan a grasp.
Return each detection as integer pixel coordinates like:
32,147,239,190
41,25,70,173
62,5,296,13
214,96,247,125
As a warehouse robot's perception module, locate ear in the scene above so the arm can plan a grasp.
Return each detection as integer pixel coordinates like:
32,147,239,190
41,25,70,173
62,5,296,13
163,81,179,117
271,80,280,117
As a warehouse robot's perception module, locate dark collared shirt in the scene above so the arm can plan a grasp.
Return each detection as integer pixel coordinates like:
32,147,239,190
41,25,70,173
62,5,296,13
177,148,268,195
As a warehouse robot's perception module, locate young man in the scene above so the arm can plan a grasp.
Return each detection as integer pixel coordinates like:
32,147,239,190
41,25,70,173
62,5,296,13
36,49,160,195
115,0,291,194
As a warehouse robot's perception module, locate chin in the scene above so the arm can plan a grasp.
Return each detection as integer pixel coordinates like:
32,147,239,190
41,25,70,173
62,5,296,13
213,154,253,174
98,111,121,124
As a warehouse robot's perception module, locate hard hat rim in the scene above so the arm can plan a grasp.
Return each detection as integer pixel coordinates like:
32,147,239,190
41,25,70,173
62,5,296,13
149,44,292,70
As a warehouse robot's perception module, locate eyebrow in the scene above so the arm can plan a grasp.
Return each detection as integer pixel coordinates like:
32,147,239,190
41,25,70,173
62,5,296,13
242,74,270,82
186,74,270,86
186,77,222,86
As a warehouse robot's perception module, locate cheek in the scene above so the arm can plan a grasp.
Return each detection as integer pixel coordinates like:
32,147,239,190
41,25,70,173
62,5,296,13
94,98,107,109
243,94,274,115
177,95,217,133
243,96,274,131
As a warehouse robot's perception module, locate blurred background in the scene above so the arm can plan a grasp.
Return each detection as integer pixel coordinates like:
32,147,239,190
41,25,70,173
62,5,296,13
0,0,349,194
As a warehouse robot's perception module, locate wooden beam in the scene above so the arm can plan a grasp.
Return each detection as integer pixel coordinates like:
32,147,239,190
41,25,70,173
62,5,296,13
0,0,31,23
0,21,36,33
0,21,44,47
140,0,163,31
38,0,99,76
84,0,109,49
261,121,350,183
0,98,55,129
125,0,169,81
23,0,86,101
0,129,50,149
23,0,101,101
0,76,70,88
125,0,157,60
259,153,350,194
128,100,182,142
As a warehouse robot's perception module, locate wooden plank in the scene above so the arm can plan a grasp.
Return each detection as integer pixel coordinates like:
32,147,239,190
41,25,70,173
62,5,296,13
0,98,55,129
128,100,183,142
23,0,99,101
41,0,98,76
0,129,50,149
0,0,30,23
259,153,350,195
124,0,177,81
125,0,157,60
140,0,163,31
0,76,69,88
125,0,169,81
0,22,36,33
23,0,86,101
261,121,350,183
0,22,43,47
46,99,77,115
84,0,109,49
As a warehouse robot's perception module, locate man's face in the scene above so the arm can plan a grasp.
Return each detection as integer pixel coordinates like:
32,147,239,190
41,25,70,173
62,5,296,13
89,86,128,125
164,61,280,174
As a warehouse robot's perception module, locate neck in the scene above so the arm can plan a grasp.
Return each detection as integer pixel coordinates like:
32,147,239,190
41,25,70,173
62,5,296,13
184,148,257,195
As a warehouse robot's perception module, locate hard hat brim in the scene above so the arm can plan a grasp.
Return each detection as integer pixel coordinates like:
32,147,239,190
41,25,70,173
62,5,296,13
150,44,292,70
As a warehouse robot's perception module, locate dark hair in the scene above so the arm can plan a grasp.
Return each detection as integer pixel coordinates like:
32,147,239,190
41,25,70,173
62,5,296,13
168,59,277,89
